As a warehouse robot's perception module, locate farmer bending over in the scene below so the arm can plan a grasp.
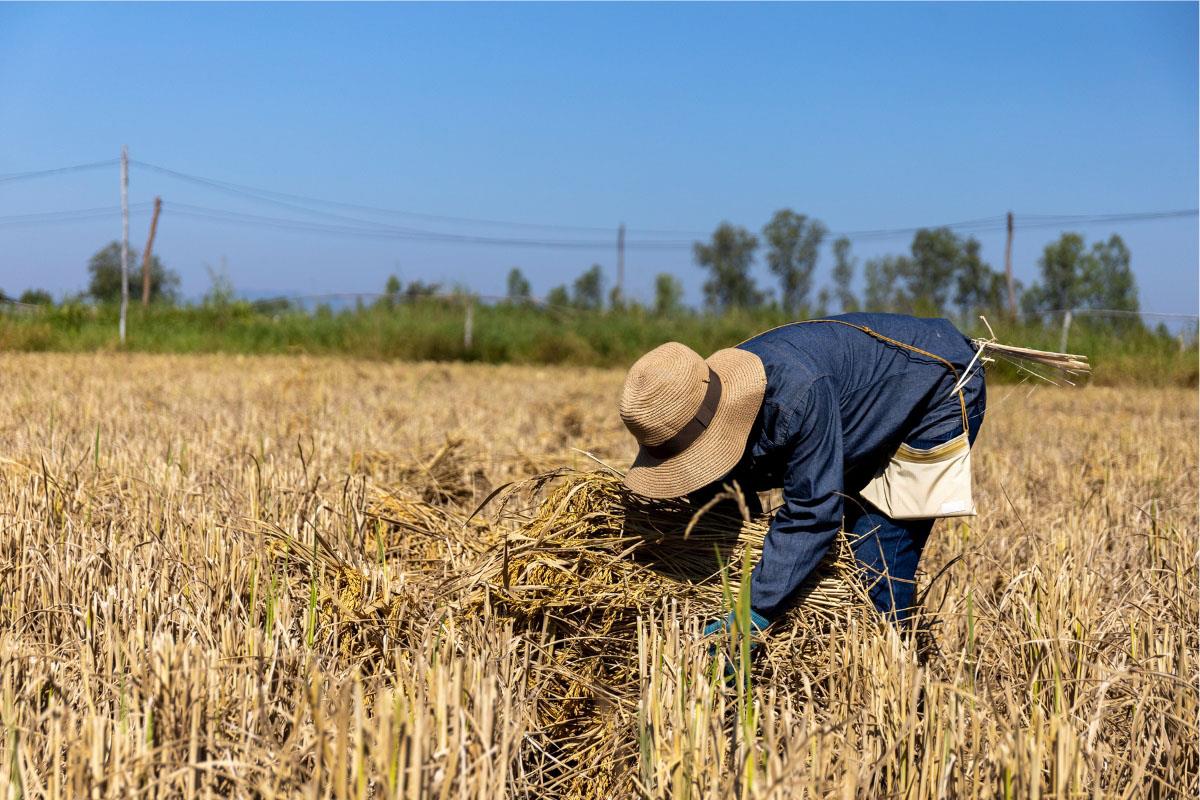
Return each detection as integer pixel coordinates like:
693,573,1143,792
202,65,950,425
618,313,987,634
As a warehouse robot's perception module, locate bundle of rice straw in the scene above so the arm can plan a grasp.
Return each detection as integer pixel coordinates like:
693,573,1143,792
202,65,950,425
445,468,869,796
454,468,862,623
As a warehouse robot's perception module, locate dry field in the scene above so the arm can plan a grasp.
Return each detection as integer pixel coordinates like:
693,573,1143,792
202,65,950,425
0,353,1195,799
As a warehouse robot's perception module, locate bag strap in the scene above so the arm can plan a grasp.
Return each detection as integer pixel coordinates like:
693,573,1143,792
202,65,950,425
737,319,969,434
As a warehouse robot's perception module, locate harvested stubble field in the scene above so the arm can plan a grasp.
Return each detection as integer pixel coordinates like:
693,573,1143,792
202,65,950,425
0,353,1195,799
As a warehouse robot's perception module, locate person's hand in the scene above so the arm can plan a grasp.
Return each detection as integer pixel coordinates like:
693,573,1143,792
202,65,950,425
703,608,770,685
703,608,770,638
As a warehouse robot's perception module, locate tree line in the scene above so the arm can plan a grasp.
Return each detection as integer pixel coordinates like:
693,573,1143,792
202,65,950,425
501,208,1140,326
6,210,1141,329
3,242,179,306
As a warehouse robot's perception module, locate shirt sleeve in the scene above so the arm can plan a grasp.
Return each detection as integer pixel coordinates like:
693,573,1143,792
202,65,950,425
749,376,844,618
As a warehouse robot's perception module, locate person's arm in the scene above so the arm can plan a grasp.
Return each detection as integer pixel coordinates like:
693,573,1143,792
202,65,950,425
749,377,844,619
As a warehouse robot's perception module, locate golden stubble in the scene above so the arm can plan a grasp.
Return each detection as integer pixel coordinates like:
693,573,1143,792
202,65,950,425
0,352,1195,799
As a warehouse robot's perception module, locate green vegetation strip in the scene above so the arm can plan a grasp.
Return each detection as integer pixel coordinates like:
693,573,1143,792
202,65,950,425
0,302,1194,386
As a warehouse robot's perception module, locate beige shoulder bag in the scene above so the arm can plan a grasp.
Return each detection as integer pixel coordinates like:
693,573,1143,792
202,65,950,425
848,325,976,519
858,425,975,519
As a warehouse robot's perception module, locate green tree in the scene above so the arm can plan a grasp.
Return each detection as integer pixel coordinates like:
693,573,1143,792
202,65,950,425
653,273,684,316
546,285,570,308
572,264,604,311
376,274,403,310
694,223,762,312
762,210,826,316
404,280,441,300
814,287,832,318
864,255,905,312
18,288,53,305
903,228,965,314
1022,233,1086,316
1023,232,1139,328
1081,235,1138,314
506,268,532,304
866,228,1005,316
87,241,179,304
953,238,1007,316
831,236,858,313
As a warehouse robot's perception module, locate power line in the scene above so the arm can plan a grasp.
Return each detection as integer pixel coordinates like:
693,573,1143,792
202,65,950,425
128,159,1198,242
1013,210,1199,230
165,200,692,250
162,200,1200,249
0,159,119,185
0,203,154,229
131,162,701,248
134,163,459,237
2,196,1191,251
829,210,1198,241
124,159,1200,245
1018,209,1199,222
832,215,1009,241
131,159,705,237
0,157,1195,248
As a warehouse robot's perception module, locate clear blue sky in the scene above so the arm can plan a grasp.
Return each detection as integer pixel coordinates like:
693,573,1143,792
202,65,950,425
1,2,1196,315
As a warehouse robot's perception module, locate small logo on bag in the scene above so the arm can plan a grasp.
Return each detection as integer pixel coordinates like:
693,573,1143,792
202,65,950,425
939,499,970,514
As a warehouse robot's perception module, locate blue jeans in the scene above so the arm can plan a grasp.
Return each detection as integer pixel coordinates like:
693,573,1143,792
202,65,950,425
845,371,986,622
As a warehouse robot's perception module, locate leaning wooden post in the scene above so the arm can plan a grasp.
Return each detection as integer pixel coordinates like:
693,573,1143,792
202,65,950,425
1059,310,1073,353
141,197,162,306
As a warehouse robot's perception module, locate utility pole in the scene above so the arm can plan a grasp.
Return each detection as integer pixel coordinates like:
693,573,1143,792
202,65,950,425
1004,211,1016,320
141,196,162,306
119,145,130,344
616,223,625,306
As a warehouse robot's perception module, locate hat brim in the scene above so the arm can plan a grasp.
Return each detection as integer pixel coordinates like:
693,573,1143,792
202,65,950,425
623,347,766,499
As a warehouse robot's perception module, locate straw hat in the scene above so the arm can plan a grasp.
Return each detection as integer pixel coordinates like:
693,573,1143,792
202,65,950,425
620,342,766,499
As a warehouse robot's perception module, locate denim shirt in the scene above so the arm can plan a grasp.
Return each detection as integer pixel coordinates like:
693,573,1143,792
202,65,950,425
729,313,983,617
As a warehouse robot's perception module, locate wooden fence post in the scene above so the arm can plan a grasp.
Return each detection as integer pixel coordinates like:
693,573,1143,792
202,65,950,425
1059,310,1073,353
464,299,474,351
